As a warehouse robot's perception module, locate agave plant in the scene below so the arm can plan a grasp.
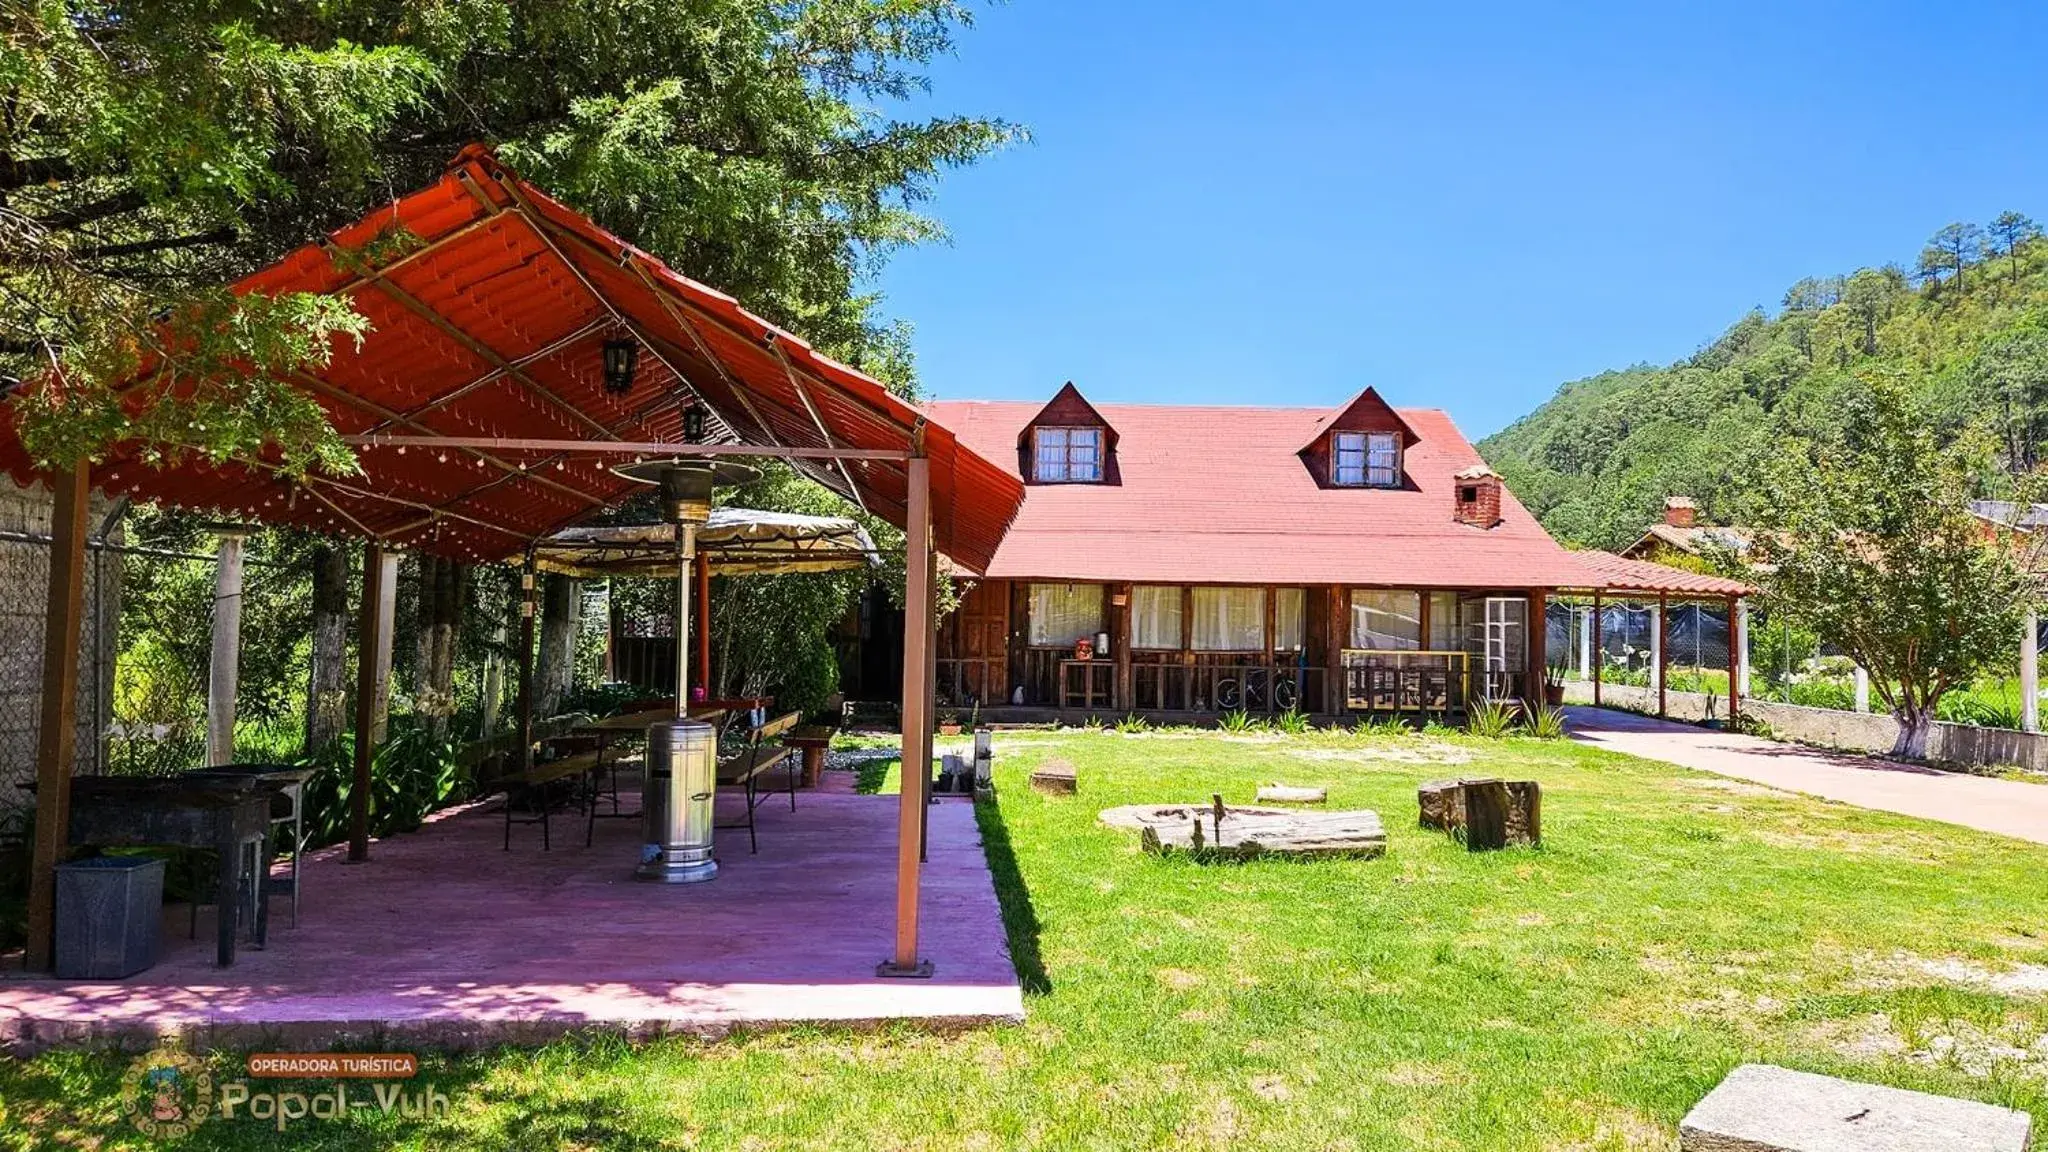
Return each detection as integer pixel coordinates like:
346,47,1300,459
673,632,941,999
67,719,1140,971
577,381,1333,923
1218,708,1258,733
1272,708,1311,735
1524,704,1568,740
1466,699,1520,739
1353,715,1408,739
1114,712,1152,734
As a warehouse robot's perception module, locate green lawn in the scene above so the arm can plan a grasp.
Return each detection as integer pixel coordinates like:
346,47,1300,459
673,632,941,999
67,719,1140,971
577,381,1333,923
5,727,2046,1150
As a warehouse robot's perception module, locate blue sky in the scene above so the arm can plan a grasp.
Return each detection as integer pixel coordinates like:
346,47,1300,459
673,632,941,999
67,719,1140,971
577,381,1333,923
873,1,2048,438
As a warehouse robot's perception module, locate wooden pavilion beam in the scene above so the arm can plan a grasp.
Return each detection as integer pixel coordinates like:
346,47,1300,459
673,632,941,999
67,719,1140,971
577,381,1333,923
881,452,933,978
24,461,90,972
1726,593,1741,728
342,434,911,461
349,542,392,861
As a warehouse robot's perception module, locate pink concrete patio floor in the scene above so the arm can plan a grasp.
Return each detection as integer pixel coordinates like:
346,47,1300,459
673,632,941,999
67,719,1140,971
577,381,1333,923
0,774,1023,1052
1568,706,2048,846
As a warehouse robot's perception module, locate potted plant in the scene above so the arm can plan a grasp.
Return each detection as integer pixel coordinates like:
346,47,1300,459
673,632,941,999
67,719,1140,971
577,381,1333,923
1543,664,1566,707
937,708,961,737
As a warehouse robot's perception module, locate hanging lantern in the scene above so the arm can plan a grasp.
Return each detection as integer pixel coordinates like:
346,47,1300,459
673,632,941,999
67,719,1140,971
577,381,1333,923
602,339,639,395
683,403,707,444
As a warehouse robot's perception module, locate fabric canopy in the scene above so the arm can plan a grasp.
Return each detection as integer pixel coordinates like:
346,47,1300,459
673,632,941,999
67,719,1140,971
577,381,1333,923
530,508,879,578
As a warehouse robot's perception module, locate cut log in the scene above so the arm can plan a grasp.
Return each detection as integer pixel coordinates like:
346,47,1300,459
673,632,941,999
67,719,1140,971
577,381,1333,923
1137,808,1386,860
1417,778,1541,849
1255,784,1327,805
1030,759,1078,795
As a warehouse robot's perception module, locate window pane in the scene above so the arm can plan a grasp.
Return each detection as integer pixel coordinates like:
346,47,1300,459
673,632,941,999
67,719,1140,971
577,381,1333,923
1069,428,1102,481
1191,587,1265,651
1426,591,1460,649
1367,432,1399,486
1273,587,1306,650
1028,583,1103,646
1349,590,1421,650
1131,585,1182,649
1034,428,1069,481
1334,432,1365,485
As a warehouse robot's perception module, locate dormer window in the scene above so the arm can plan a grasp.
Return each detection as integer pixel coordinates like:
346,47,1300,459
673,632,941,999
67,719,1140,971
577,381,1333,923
1333,431,1400,487
1034,426,1103,483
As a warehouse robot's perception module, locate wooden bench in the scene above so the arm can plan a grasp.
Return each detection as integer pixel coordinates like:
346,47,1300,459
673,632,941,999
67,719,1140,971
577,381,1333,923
783,725,834,788
496,750,604,851
715,711,801,854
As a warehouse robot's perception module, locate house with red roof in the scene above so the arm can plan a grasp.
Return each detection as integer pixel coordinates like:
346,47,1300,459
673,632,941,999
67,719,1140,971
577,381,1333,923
921,382,1617,717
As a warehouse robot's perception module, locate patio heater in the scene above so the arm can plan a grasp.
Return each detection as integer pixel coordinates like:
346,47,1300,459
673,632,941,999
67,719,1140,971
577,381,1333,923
614,457,759,883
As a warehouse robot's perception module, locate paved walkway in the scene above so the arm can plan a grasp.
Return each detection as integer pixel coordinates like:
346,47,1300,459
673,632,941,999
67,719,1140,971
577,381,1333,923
1567,706,2048,847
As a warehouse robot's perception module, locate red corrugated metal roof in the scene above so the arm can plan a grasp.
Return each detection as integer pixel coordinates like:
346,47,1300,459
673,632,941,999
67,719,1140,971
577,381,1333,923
922,399,1596,588
0,146,1022,570
1566,550,1755,597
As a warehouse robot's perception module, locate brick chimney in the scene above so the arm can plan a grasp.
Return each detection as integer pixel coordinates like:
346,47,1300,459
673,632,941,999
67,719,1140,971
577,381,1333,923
1453,465,1502,529
1664,496,1697,529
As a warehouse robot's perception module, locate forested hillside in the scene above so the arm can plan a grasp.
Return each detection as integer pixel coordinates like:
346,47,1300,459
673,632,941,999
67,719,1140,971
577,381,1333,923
1479,215,2048,548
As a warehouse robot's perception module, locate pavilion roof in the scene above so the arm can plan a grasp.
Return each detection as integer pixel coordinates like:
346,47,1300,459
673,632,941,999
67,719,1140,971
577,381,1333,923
0,145,1023,571
1564,550,1754,598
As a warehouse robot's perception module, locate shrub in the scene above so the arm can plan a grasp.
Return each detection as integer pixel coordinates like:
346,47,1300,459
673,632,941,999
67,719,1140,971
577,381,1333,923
1218,709,1258,733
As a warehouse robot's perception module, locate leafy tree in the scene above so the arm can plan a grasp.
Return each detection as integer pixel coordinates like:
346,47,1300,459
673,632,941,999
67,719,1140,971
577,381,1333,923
1,1,1019,473
1969,331,2048,472
1987,210,2042,286
1737,373,2042,758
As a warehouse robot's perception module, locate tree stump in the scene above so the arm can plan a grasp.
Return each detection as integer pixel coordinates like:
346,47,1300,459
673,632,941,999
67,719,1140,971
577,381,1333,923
1417,778,1540,849
1136,808,1386,860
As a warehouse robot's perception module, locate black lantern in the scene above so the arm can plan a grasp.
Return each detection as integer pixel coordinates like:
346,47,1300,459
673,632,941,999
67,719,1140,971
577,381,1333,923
601,339,639,395
683,404,707,444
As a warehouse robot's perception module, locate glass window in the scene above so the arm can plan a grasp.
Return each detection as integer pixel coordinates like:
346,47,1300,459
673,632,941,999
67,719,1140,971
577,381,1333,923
1367,432,1399,486
1350,590,1421,650
1426,591,1460,650
1273,587,1306,651
1131,585,1183,650
1034,427,1102,482
1028,583,1103,646
1333,431,1366,485
1191,587,1265,651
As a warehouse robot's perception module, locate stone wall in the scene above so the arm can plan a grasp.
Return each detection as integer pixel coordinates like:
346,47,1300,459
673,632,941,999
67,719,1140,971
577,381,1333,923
0,477,121,804
1561,680,2048,772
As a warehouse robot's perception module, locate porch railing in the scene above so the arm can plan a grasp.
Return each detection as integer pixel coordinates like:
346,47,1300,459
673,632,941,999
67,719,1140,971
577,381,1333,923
1132,655,1323,714
1339,650,1523,713
936,657,1004,708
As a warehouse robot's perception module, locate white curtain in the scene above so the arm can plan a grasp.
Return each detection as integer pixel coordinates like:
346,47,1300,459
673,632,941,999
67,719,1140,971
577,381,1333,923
1028,583,1103,646
1350,590,1421,650
1132,585,1182,650
1191,587,1265,651
1273,587,1306,651
1034,428,1070,482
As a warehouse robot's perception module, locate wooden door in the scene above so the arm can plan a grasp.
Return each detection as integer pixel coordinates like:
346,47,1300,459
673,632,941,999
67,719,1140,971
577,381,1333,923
954,578,1010,704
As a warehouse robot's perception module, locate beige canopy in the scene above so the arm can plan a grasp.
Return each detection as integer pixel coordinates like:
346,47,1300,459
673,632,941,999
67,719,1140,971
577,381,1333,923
530,508,880,578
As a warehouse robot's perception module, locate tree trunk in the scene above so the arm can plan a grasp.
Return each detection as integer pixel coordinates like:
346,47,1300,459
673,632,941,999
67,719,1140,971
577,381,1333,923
413,556,466,740
535,574,579,718
305,544,350,755
1892,705,1933,759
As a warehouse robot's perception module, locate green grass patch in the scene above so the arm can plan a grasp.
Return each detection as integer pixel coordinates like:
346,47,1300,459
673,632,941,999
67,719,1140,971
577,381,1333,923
5,728,2045,1149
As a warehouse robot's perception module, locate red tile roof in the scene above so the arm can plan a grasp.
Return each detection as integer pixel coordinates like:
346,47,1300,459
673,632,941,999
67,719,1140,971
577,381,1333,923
922,399,1596,588
1566,550,1754,597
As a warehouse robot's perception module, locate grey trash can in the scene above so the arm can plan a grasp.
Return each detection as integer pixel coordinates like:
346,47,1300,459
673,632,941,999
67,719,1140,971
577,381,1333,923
56,855,165,979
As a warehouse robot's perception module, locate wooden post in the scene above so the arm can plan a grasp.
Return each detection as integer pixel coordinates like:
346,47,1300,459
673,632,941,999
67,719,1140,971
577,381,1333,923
349,541,388,862
1655,591,1669,718
1327,584,1347,714
1181,585,1196,711
1527,589,1547,710
25,462,90,972
1591,591,1603,707
515,555,537,774
883,453,933,977
1113,583,1133,711
1725,594,1741,727
204,529,249,766
696,550,713,696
